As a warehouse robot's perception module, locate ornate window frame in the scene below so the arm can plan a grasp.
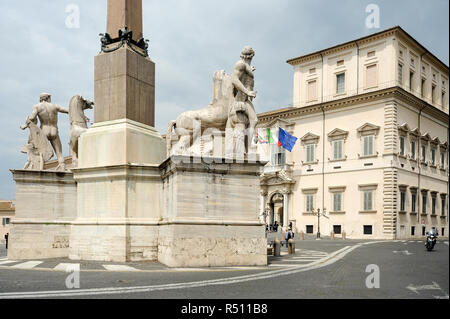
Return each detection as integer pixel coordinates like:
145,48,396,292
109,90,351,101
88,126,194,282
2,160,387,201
357,123,380,159
328,128,349,162
301,133,320,165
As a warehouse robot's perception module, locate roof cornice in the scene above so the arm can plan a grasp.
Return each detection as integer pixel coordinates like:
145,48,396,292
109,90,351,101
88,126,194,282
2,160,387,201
287,26,449,72
287,26,398,66
257,87,449,125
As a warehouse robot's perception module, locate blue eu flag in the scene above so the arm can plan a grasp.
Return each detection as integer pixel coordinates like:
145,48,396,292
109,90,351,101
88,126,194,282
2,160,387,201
278,128,298,152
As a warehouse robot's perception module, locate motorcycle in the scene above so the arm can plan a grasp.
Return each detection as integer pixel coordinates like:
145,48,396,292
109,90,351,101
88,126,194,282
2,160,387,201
425,230,438,251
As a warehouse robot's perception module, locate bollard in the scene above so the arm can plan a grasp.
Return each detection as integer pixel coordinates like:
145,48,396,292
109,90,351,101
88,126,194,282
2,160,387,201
330,232,335,240
342,232,346,240
288,239,295,255
299,231,305,241
274,239,281,257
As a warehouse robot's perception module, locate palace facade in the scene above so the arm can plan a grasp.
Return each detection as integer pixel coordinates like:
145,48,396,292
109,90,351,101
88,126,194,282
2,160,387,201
0,200,15,241
257,26,449,240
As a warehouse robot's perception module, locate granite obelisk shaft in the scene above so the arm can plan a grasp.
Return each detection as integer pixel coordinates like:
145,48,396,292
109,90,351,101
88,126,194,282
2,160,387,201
95,0,155,127
107,0,143,41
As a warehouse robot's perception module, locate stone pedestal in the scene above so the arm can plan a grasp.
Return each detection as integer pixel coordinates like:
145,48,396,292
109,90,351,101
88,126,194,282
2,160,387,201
94,46,155,127
158,156,267,267
77,119,165,168
8,170,77,260
69,119,166,262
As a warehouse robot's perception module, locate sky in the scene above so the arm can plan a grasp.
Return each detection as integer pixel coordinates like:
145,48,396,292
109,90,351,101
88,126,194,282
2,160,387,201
0,0,448,200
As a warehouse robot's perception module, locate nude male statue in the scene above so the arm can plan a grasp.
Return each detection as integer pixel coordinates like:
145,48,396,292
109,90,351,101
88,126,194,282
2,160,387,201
21,93,69,171
227,46,258,154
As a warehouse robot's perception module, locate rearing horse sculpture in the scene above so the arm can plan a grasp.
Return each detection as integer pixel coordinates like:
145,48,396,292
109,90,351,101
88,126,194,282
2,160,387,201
69,95,94,167
166,70,234,156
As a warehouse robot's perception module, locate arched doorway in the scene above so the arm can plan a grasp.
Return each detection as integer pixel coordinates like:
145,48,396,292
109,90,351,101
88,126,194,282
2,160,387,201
277,207,284,228
269,192,284,228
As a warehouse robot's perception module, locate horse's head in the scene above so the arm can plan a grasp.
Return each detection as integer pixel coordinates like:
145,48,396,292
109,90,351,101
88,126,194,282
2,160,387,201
70,95,94,125
80,96,94,110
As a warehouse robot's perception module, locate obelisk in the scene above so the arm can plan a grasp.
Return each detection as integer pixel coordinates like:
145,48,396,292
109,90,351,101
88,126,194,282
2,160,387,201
95,0,155,128
70,0,165,262
107,0,143,41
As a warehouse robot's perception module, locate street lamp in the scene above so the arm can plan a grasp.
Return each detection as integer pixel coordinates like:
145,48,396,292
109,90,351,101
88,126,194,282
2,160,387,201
311,208,329,239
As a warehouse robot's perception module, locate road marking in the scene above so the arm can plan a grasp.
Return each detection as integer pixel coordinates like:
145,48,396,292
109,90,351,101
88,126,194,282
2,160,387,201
393,250,413,256
407,282,443,295
287,257,325,260
103,265,140,272
11,261,43,269
444,241,449,246
0,242,390,299
268,264,297,268
0,260,17,266
53,263,80,271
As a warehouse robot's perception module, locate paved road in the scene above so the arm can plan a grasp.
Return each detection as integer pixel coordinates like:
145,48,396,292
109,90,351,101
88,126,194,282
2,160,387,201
0,240,448,299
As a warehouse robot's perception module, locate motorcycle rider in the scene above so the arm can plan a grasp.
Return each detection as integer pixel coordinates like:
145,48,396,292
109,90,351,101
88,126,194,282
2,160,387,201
425,227,439,251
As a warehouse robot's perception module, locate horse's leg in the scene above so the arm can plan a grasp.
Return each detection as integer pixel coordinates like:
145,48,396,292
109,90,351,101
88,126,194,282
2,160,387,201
72,136,79,167
172,127,192,156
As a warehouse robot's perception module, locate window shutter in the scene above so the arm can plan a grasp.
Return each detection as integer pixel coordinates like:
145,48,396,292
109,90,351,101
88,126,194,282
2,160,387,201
333,141,338,160
337,73,345,94
366,64,377,88
334,193,341,212
364,191,373,211
308,80,317,101
363,137,369,156
369,136,374,155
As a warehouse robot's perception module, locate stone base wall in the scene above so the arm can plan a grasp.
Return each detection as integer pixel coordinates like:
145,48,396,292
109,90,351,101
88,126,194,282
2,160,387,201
158,224,266,267
158,156,267,267
69,223,159,262
8,170,77,260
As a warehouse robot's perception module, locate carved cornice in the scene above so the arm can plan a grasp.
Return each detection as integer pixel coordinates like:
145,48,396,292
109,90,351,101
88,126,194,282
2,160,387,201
287,27,397,66
420,133,432,142
258,86,449,126
260,170,295,186
327,128,349,140
301,132,320,145
357,123,381,136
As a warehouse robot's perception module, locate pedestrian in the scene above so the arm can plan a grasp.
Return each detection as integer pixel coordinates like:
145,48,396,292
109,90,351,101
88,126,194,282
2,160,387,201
274,221,279,232
4,233,9,250
284,228,291,248
289,222,293,231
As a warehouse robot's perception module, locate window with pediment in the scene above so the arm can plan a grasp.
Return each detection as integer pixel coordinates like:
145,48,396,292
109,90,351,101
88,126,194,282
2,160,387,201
301,133,320,164
328,129,349,161
357,123,380,158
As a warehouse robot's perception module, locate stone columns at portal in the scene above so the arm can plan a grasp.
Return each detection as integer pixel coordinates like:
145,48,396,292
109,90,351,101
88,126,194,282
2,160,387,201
283,191,289,229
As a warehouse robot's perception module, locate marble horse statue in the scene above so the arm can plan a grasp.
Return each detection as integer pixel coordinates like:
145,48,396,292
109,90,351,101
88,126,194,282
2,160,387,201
69,95,94,167
166,46,258,157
